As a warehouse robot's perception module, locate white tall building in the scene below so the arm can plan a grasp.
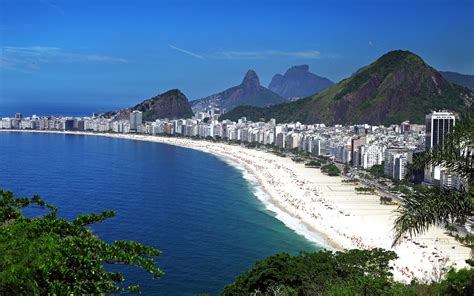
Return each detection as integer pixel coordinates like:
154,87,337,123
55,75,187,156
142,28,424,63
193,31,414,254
275,133,286,149
286,132,300,149
425,111,455,150
130,110,143,131
384,148,413,180
424,111,455,183
360,144,384,169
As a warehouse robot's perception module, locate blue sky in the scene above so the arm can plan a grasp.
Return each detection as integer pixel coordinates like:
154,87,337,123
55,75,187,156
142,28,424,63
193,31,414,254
1,0,473,113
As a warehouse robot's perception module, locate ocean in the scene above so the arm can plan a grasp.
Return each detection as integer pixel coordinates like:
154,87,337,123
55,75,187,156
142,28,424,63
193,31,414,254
0,132,320,295
0,101,120,118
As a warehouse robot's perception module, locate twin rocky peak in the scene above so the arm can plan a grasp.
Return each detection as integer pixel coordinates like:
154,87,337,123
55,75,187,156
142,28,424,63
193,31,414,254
190,66,333,113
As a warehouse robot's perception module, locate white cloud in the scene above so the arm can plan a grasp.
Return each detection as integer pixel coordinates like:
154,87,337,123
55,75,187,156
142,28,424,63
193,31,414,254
369,41,374,47
213,49,322,60
169,44,204,59
39,0,65,16
280,50,321,59
0,46,127,71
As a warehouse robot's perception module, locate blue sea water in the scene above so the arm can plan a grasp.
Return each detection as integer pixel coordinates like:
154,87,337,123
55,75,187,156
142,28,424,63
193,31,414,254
0,101,120,117
0,132,320,295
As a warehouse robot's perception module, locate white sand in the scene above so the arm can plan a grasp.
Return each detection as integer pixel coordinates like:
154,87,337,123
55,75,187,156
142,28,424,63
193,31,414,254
2,130,472,282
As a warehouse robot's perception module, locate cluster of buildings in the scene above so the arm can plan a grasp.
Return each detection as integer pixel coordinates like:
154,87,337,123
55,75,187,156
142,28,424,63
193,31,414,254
1,109,462,188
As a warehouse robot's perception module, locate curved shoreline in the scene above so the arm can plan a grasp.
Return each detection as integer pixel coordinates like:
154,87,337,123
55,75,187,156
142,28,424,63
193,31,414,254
1,129,471,283
215,150,339,250
0,129,335,249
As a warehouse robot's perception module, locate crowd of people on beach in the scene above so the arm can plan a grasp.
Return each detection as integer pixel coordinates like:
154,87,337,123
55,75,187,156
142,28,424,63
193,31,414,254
126,135,466,283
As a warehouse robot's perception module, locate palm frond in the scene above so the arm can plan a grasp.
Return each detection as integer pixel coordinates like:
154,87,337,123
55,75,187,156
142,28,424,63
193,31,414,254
407,113,473,182
392,187,473,247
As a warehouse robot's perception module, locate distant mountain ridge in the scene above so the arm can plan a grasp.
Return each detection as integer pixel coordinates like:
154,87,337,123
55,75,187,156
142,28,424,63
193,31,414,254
190,70,285,113
222,50,473,125
268,65,334,99
440,71,474,89
104,89,194,121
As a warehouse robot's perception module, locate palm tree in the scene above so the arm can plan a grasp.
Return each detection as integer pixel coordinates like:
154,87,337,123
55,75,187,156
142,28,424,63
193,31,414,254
392,113,473,246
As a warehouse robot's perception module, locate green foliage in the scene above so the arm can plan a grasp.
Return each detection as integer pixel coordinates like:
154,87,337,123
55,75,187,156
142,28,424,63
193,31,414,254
271,149,286,158
130,88,194,121
453,234,474,246
369,163,385,178
437,268,474,296
222,249,473,296
445,224,458,233
306,160,322,168
390,184,411,195
355,187,375,194
317,156,329,164
335,50,422,101
291,157,305,163
342,178,359,183
321,163,341,176
380,196,393,205
222,249,401,295
0,190,163,294
221,97,312,123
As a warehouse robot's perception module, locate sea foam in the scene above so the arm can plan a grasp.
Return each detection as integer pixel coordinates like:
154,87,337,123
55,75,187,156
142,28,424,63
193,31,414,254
221,156,333,250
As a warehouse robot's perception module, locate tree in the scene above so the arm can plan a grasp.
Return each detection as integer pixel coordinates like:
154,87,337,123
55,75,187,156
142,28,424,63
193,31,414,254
222,249,401,296
392,113,473,246
0,190,163,294
222,248,474,295
380,196,393,205
306,160,322,168
369,163,385,178
321,163,341,176
343,163,350,175
437,268,474,296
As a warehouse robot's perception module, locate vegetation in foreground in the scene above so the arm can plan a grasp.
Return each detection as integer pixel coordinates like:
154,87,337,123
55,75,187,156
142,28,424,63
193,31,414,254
0,190,162,294
222,249,473,296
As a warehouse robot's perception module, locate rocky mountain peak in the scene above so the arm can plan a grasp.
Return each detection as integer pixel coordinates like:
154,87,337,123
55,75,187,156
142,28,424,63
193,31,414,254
241,70,260,89
286,64,310,75
268,65,334,99
190,69,285,113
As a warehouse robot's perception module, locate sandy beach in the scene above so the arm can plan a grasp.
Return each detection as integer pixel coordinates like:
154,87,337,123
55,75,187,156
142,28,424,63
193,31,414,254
2,130,472,282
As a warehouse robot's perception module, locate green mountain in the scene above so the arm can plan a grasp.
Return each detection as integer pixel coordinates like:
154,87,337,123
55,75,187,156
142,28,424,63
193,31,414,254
106,89,194,121
440,71,474,90
222,50,473,125
190,70,286,113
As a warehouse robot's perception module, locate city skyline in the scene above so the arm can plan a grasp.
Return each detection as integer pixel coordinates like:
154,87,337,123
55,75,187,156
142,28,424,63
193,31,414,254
1,108,463,190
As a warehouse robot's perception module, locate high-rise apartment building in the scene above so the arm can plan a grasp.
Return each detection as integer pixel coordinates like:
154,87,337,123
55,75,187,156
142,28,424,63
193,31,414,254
351,136,366,166
130,110,143,131
425,111,455,150
424,111,455,183
384,148,414,180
